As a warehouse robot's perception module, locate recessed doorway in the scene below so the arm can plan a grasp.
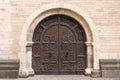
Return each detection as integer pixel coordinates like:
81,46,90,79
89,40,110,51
32,15,87,74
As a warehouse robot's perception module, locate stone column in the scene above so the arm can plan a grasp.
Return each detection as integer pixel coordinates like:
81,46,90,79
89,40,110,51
85,42,93,75
26,42,34,76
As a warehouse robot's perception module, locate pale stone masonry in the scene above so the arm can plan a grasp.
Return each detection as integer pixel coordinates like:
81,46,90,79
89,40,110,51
0,0,120,78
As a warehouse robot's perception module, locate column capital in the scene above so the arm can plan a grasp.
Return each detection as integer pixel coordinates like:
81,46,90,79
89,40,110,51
26,42,34,47
85,42,93,46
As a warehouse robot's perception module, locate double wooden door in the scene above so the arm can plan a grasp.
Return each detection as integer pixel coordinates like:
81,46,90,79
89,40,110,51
32,15,86,74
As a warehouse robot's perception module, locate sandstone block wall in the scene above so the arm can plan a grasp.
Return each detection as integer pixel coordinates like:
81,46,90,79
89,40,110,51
0,0,120,71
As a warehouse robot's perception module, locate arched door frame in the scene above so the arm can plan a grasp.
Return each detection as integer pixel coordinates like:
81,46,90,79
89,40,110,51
19,3,98,76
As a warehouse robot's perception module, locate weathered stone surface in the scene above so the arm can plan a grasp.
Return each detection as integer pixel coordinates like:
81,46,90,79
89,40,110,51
0,59,19,78
100,59,120,78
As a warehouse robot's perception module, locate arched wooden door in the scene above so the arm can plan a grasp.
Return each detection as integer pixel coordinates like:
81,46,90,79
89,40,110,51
32,15,86,74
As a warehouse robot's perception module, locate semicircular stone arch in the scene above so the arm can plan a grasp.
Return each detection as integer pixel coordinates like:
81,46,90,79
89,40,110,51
27,8,93,42
19,2,97,76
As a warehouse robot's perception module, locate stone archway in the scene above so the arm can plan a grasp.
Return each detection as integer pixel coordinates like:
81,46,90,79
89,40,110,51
19,2,97,77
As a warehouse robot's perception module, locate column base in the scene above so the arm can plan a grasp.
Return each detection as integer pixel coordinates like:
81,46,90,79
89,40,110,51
19,69,29,78
27,68,34,76
85,68,93,76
